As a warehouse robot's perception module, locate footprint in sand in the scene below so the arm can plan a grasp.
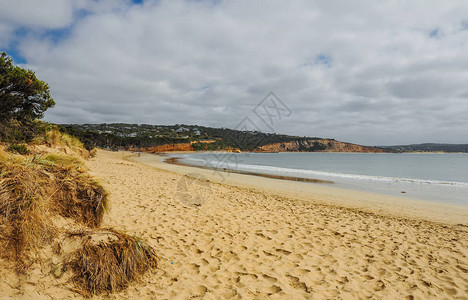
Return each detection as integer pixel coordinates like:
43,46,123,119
187,263,200,275
261,274,278,284
264,285,282,294
286,274,309,292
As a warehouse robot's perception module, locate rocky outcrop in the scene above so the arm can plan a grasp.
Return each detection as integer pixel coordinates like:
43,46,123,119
255,139,390,153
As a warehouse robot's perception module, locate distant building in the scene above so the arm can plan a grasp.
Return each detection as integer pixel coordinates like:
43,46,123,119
176,127,189,133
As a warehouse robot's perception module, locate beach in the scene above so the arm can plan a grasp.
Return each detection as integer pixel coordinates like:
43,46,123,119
3,149,465,298
75,149,467,299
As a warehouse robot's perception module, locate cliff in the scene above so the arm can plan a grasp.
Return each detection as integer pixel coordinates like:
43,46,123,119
138,143,194,152
254,139,390,153
136,139,390,153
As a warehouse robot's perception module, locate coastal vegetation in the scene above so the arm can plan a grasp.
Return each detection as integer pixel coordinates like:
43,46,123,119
60,123,392,153
62,123,467,153
0,52,55,143
386,143,468,153
59,123,309,151
0,52,157,296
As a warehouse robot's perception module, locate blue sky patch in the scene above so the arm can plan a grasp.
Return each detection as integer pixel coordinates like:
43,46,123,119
1,28,30,64
429,28,439,38
43,27,73,44
461,21,468,31
186,0,222,7
1,48,27,64
315,54,332,66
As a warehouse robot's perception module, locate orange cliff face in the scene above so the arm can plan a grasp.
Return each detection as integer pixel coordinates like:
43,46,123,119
137,143,194,152
254,139,390,153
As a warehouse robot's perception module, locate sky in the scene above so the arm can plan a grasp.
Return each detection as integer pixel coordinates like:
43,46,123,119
1,0,468,145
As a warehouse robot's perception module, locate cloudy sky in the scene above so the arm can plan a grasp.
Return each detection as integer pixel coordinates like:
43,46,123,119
1,0,468,145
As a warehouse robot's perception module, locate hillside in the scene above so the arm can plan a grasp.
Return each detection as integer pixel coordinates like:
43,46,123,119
256,139,389,153
387,143,468,153
60,123,391,153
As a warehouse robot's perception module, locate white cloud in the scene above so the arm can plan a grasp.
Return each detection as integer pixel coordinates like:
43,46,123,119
1,0,468,145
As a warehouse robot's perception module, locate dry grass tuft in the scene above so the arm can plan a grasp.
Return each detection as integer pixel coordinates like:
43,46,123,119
54,172,108,228
69,229,158,296
43,153,83,167
0,155,56,271
0,151,108,271
41,153,108,228
32,128,91,159
43,129,85,149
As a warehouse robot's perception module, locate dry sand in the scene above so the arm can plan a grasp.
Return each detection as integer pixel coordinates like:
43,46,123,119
2,149,468,299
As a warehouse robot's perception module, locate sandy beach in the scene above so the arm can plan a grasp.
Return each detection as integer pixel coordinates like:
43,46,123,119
2,149,466,299
85,150,467,299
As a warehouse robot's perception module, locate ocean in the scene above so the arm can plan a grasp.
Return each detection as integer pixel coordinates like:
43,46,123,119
175,152,468,206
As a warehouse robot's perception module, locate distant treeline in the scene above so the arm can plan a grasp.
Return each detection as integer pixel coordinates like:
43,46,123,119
387,143,468,153
59,123,324,151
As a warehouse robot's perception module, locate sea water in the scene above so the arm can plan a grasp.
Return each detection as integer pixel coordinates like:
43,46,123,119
176,152,468,206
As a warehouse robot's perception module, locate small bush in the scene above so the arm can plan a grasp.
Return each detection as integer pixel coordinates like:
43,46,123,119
7,144,30,155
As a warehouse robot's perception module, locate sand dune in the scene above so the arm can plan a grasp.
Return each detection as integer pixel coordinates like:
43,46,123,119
2,149,466,299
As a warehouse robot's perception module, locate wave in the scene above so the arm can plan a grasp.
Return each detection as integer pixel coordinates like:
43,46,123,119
180,156,468,187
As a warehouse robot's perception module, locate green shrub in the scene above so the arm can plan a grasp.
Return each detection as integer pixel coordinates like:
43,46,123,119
7,143,30,155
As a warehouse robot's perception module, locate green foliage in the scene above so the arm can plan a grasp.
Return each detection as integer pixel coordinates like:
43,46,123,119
60,123,325,151
0,119,50,143
386,143,468,153
7,143,30,155
0,52,55,142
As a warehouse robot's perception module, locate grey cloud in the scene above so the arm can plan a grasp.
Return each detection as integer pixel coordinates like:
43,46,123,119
0,0,75,28
1,0,467,145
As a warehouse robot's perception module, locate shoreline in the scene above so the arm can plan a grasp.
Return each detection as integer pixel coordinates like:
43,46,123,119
130,151,468,225
164,156,334,184
138,149,468,154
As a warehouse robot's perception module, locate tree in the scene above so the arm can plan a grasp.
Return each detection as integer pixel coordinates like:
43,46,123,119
0,52,55,141
0,52,55,124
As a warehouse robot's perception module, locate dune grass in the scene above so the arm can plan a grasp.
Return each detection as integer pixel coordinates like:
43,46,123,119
41,128,85,149
0,151,56,271
0,147,157,295
40,152,109,227
69,229,158,296
0,149,108,270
